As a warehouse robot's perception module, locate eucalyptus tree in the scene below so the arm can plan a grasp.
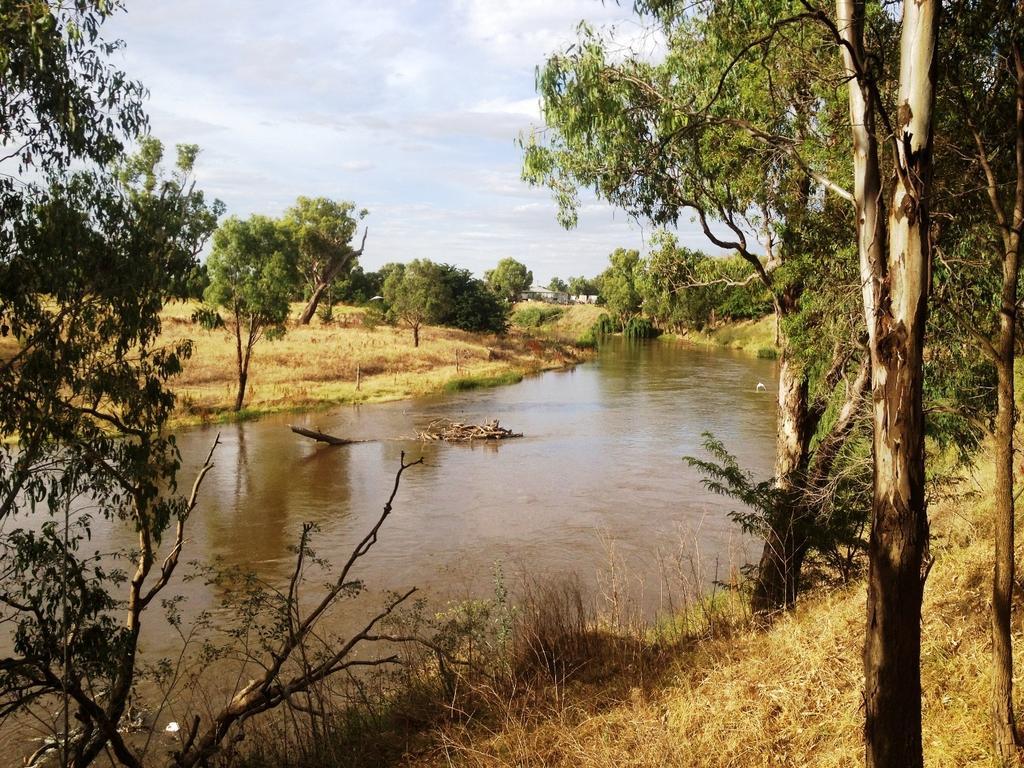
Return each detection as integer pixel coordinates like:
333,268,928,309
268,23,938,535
204,216,297,411
930,2,1024,760
283,196,368,325
0,7,225,762
485,257,533,301
382,259,452,346
640,232,773,329
116,136,226,296
818,1,940,764
599,248,644,328
0,154,217,768
522,0,865,613
567,275,600,297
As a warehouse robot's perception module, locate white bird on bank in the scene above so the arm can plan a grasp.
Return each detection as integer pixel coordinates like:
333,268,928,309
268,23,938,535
756,382,767,392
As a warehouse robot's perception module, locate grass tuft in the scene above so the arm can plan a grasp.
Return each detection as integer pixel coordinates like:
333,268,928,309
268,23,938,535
443,371,524,392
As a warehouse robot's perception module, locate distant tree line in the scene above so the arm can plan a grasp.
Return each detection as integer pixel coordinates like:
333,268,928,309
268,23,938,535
200,209,522,402
536,238,772,333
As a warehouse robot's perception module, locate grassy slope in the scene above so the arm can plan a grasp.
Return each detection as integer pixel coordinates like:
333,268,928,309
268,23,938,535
399,452,1003,767
161,302,589,426
672,315,779,355
511,301,608,343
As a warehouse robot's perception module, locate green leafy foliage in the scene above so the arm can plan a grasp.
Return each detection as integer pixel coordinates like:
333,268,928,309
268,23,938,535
283,196,366,296
0,0,147,176
204,215,297,408
591,314,616,336
0,5,222,753
686,431,869,589
438,265,510,334
333,264,383,305
512,306,565,328
383,260,452,345
567,275,600,297
598,248,643,327
205,216,296,336
383,260,508,344
639,232,772,331
485,258,533,302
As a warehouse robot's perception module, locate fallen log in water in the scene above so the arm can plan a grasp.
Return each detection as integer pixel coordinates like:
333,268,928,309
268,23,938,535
416,418,522,442
289,425,364,446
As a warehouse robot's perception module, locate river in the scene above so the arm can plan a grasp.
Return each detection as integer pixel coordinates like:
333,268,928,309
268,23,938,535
163,337,779,640
2,337,779,763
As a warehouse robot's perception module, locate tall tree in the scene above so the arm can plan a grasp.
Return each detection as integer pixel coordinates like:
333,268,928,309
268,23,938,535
485,257,533,301
567,275,599,297
933,2,1024,760
0,5,223,758
382,259,452,347
829,1,938,764
204,216,297,410
116,137,225,296
599,248,644,328
283,196,368,325
523,1,864,612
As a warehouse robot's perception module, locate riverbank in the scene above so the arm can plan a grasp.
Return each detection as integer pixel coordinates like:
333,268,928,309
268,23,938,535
160,302,598,427
237,444,999,767
510,301,608,343
440,456,995,767
664,314,778,357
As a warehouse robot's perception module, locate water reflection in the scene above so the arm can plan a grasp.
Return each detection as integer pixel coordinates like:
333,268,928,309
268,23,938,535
153,338,778,657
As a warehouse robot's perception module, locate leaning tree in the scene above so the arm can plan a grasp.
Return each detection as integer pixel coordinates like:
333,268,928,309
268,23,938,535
523,0,867,613
284,196,368,325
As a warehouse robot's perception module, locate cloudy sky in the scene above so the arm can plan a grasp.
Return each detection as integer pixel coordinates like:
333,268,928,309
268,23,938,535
106,0,702,283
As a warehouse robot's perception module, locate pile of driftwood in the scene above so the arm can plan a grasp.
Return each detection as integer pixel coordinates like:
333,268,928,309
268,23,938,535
416,418,522,442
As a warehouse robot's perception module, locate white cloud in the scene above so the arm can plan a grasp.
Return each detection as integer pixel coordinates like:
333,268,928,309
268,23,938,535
340,160,375,172
103,0,709,283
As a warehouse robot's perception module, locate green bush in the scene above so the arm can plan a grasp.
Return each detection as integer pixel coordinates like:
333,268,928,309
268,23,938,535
623,316,660,339
590,314,616,336
361,304,385,329
756,347,778,359
316,301,334,324
512,306,564,328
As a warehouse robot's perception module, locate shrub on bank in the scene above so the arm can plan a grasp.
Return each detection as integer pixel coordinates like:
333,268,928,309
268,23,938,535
512,305,564,328
623,316,660,339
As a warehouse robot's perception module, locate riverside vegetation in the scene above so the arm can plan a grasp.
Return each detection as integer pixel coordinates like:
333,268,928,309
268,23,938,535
161,301,605,426
4,1,1024,767
233,448,1003,768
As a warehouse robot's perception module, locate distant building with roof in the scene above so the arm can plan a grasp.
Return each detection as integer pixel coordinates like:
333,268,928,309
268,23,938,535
518,286,570,304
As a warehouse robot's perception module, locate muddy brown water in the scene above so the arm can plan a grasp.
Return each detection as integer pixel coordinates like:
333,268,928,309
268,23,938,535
1,337,779,762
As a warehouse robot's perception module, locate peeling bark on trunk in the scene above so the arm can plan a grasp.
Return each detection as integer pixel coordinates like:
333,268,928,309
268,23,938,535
752,347,812,613
837,1,937,766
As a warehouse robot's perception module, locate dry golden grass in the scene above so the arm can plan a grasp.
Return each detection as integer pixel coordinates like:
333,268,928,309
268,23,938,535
395,451,1009,768
159,301,587,426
